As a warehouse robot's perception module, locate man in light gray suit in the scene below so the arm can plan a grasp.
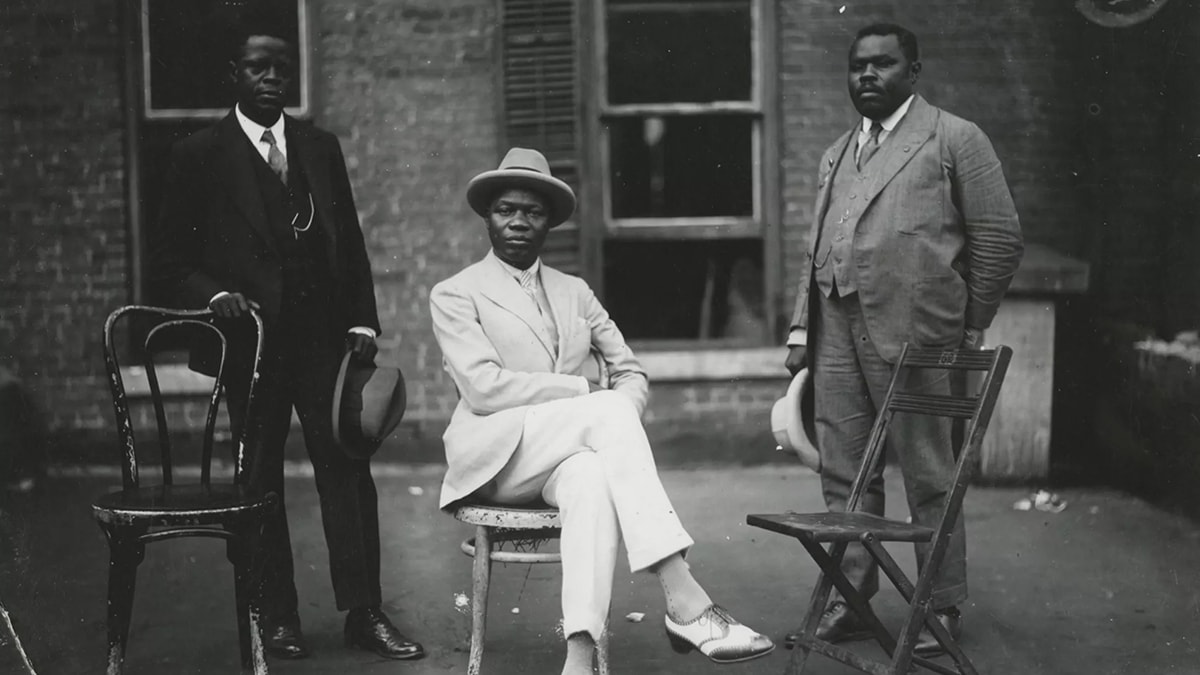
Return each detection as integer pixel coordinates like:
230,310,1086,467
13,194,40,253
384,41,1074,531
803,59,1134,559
430,148,774,675
783,23,1024,654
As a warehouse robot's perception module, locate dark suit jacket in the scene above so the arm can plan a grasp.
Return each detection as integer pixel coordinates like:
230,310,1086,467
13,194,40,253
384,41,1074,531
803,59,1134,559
790,96,1024,362
151,112,380,367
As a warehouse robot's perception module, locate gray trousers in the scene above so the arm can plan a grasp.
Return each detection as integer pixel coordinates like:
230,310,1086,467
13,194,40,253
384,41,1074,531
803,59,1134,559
812,289,967,610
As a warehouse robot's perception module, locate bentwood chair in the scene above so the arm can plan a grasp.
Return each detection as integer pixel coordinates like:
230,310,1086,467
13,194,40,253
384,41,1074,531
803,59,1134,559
92,306,277,674
749,344,1012,675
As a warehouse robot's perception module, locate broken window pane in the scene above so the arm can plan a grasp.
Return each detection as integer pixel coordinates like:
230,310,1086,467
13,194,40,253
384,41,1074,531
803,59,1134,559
606,3,752,104
604,239,765,341
608,115,753,219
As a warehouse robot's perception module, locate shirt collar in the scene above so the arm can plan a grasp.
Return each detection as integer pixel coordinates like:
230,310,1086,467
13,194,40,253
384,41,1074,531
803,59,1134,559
860,94,915,134
235,104,286,152
492,251,541,281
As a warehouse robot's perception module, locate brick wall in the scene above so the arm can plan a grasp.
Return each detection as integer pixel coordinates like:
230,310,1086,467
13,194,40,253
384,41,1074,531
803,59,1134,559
315,0,499,425
0,1,127,443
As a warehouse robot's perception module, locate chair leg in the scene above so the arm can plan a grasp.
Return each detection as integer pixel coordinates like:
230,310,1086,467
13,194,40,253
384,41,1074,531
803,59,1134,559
784,539,846,675
468,525,492,675
228,521,269,674
100,525,145,675
596,613,610,675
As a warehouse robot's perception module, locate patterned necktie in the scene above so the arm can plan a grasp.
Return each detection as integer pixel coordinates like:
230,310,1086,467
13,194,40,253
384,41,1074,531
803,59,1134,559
857,122,883,171
261,129,288,186
518,267,541,314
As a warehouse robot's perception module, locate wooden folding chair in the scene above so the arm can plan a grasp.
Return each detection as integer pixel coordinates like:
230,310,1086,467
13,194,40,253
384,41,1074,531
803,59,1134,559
748,344,1012,675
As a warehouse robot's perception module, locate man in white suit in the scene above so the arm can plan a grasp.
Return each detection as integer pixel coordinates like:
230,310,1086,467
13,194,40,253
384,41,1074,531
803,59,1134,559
430,148,773,675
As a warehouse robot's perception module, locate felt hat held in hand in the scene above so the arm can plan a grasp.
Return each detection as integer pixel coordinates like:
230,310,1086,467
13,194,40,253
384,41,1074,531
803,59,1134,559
331,352,407,459
770,367,821,472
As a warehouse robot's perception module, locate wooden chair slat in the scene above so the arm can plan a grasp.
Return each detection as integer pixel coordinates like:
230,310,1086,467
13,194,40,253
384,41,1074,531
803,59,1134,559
746,512,934,543
887,392,980,418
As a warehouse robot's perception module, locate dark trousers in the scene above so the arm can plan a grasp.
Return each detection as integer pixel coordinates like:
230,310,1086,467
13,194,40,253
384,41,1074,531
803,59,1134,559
812,289,967,610
226,290,382,620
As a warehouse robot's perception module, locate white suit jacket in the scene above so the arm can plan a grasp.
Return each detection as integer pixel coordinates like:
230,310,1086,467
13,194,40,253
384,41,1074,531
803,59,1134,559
430,250,648,508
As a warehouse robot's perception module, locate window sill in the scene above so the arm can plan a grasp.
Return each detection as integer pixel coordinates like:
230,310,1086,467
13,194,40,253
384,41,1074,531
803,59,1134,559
638,347,786,382
119,364,214,398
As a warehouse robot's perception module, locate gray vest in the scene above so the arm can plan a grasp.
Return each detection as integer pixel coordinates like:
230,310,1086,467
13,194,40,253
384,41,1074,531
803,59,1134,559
813,135,887,298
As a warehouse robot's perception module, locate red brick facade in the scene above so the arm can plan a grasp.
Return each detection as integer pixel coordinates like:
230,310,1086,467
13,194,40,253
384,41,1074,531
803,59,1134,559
3,0,1196,463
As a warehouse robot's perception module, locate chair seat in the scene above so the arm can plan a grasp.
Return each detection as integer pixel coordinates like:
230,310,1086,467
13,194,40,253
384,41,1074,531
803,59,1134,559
92,483,271,526
451,501,562,530
747,511,934,543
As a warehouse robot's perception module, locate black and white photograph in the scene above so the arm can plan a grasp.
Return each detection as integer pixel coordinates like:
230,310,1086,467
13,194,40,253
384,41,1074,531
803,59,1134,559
1,0,1198,673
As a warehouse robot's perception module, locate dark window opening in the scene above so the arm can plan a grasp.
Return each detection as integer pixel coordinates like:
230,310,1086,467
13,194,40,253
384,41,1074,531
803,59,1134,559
606,5,752,105
608,115,753,219
603,239,765,341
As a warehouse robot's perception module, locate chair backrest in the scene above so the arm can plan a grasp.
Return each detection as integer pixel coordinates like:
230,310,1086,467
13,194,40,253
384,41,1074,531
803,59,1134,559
102,305,264,491
845,344,1012,534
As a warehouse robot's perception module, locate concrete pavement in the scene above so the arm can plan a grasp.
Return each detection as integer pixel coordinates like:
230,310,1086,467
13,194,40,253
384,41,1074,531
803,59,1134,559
2,465,1199,674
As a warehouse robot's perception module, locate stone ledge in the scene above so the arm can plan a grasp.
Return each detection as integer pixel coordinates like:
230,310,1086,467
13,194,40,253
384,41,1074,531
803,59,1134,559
119,364,214,398
638,347,789,382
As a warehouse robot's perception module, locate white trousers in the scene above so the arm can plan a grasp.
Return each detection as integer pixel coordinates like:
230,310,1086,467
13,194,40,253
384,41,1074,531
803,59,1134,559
476,390,695,641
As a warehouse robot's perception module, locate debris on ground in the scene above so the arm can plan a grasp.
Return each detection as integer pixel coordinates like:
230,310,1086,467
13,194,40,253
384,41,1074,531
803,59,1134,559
625,612,645,623
453,593,470,614
1013,490,1067,513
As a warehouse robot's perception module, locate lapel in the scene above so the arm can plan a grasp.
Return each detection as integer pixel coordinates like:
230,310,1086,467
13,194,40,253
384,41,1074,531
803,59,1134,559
477,252,557,360
285,117,338,263
541,264,576,371
808,130,855,256
214,112,276,255
860,95,938,205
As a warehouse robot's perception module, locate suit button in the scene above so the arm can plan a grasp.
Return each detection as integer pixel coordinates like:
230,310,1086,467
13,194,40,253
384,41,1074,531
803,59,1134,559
849,194,857,200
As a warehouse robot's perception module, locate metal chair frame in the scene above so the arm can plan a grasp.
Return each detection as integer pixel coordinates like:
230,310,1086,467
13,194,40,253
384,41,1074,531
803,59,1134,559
92,306,277,674
748,344,1013,675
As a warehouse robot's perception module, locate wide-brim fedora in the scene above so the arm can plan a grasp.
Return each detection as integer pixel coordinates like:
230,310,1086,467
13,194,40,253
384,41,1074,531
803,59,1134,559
466,147,576,228
331,351,407,460
770,367,821,472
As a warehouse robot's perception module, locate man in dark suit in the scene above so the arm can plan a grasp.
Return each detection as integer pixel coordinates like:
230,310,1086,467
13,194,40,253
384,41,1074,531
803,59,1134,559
150,18,423,661
783,23,1024,654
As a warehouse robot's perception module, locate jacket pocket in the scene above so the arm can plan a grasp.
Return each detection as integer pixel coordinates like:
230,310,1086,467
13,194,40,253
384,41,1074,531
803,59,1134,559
908,274,966,348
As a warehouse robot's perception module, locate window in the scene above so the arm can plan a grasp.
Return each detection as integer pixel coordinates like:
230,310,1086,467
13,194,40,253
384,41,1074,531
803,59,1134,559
496,0,779,345
593,0,776,344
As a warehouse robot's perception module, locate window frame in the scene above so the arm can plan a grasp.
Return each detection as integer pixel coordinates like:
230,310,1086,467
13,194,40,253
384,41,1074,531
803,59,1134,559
139,0,313,121
580,0,782,346
593,0,766,239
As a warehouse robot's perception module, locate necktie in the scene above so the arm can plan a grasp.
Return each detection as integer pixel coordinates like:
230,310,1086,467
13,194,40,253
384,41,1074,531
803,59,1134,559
518,268,541,314
857,122,883,171
261,129,288,186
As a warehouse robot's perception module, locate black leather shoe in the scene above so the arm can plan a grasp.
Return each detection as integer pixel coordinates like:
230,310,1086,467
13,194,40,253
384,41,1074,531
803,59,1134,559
914,607,962,656
264,615,309,659
344,606,425,660
784,601,872,649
